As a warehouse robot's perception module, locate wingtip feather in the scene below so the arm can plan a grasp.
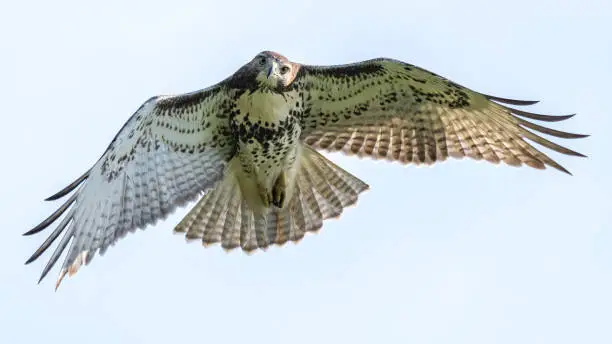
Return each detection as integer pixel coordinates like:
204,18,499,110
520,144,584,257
555,164,573,176
22,228,38,236
25,255,37,265
484,94,540,106
23,192,77,236
23,223,48,236
44,170,89,201
512,109,577,123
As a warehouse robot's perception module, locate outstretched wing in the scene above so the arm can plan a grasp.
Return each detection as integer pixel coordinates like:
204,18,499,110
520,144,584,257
291,58,587,173
24,85,237,288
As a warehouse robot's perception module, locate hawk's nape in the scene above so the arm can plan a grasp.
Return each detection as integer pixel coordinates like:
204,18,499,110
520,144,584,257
24,88,236,289
291,58,587,174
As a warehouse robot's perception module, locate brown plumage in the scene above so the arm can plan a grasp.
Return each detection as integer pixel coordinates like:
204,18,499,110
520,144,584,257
293,58,586,174
24,51,587,289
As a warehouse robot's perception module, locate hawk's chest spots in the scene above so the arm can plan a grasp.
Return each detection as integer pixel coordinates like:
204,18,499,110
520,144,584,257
231,91,300,145
230,91,301,174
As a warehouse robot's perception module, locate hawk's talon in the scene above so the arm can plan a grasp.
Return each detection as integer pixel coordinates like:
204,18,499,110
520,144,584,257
271,172,286,208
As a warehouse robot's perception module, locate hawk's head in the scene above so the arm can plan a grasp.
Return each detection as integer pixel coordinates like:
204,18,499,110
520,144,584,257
238,51,300,91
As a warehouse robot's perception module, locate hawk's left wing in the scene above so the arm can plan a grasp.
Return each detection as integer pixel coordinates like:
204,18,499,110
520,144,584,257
24,85,237,288
291,58,587,173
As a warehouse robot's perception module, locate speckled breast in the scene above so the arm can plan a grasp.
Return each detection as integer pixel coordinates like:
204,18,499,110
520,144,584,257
230,91,302,176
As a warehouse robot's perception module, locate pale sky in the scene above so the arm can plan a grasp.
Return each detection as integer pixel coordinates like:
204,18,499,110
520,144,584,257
1,1,611,343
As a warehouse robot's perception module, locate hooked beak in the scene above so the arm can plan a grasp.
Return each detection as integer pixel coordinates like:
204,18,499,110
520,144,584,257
266,60,278,79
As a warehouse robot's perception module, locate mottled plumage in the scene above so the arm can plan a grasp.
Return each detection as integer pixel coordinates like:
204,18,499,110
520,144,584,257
25,51,587,289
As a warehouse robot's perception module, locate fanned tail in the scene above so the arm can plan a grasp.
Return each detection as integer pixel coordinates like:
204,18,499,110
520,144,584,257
174,145,369,251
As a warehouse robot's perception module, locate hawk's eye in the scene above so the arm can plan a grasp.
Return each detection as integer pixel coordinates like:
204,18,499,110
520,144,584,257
280,66,290,75
258,57,266,65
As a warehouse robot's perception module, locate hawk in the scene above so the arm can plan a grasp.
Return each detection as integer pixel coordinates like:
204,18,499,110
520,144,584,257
24,51,587,289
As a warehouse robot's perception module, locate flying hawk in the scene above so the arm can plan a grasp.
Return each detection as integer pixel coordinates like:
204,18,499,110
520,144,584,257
24,51,587,289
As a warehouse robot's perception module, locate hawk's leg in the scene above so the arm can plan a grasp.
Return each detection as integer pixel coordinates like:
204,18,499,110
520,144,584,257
271,171,286,208
258,182,271,208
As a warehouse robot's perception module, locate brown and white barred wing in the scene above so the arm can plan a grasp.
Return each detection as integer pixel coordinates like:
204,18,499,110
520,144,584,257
293,58,587,173
24,87,236,288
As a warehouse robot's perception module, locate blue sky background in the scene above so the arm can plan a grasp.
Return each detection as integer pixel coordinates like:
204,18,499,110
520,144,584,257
1,1,610,343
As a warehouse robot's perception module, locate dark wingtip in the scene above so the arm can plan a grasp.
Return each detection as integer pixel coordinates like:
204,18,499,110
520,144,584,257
37,265,53,285
571,133,590,139
538,113,576,122
45,190,71,202
23,227,43,236
45,191,68,202
556,113,576,121
23,192,78,236
22,217,56,235
550,162,573,176
484,94,540,106
24,254,38,265
575,151,588,158
511,109,578,123
44,170,89,201
515,117,590,139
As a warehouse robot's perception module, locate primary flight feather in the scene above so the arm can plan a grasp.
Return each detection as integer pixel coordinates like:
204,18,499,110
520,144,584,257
24,51,588,289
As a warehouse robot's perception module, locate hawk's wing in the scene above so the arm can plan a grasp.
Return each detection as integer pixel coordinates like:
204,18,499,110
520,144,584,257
292,58,587,172
24,85,237,288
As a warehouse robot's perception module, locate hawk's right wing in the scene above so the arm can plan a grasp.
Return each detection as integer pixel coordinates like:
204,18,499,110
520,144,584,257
291,58,587,173
24,85,237,288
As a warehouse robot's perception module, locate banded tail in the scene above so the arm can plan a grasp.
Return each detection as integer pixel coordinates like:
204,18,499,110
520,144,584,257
174,145,369,251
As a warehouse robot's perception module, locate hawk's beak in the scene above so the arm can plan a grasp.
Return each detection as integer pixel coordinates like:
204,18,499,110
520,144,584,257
266,61,279,79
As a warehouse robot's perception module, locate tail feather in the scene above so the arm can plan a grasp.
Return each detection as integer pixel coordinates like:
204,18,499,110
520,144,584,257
254,214,270,249
265,210,279,245
221,194,241,250
201,183,232,244
239,200,258,251
292,184,308,235
297,172,324,232
175,145,369,252
180,182,221,240
302,158,344,218
284,207,302,243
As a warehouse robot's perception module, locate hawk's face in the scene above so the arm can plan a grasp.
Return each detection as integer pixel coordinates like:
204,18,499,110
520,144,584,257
250,51,298,90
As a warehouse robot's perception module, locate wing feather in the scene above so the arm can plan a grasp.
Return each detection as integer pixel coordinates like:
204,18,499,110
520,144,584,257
25,85,236,288
44,171,90,201
291,58,587,173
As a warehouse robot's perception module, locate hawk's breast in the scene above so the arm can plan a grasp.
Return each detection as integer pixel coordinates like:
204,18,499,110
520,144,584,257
230,90,302,177
234,90,295,124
